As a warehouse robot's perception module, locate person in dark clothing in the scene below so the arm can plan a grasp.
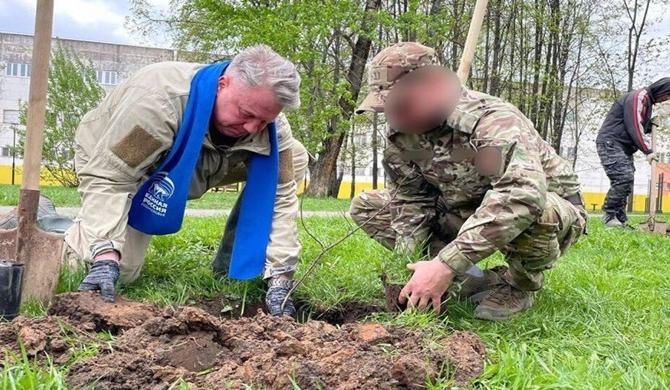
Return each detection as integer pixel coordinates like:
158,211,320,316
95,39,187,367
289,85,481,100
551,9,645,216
596,77,670,227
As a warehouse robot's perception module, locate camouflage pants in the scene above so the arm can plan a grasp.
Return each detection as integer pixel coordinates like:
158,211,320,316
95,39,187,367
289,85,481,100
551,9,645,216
597,140,634,223
350,190,587,291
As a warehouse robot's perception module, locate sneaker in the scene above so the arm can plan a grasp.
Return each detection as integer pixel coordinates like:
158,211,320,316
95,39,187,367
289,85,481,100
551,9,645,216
474,283,535,321
603,215,623,228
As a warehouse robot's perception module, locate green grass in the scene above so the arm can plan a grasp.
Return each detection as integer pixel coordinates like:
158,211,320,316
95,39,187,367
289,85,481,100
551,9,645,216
1,352,67,390
0,185,80,208
4,215,670,388
0,184,352,212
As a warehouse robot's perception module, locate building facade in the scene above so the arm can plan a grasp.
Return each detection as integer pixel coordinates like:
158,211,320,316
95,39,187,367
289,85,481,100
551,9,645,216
0,31,179,182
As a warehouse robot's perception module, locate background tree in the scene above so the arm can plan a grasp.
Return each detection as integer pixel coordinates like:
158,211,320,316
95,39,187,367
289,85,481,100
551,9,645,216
128,0,669,197
14,45,105,187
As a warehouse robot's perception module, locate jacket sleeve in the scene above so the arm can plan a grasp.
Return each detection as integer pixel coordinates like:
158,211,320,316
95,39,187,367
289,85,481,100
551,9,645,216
438,115,547,274
623,89,653,154
74,87,178,258
383,144,438,253
263,114,301,278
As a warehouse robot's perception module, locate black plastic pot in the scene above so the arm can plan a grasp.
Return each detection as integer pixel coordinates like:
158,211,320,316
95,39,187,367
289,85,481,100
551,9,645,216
0,260,24,321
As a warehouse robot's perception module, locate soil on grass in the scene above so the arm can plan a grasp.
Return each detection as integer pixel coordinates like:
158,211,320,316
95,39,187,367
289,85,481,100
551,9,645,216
0,292,486,389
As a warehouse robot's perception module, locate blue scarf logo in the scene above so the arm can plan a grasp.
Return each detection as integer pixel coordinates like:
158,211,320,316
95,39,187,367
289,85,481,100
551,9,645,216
138,172,174,216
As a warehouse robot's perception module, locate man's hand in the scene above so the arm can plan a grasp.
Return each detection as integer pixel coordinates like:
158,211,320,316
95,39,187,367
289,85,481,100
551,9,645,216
647,153,659,164
78,260,120,303
398,259,455,314
265,278,296,317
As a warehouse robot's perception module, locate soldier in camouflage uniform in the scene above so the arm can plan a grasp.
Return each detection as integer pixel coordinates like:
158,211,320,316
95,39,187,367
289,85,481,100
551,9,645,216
352,42,587,321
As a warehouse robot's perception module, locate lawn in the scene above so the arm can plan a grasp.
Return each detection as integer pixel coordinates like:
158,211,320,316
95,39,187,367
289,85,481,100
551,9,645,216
0,184,352,212
3,215,670,389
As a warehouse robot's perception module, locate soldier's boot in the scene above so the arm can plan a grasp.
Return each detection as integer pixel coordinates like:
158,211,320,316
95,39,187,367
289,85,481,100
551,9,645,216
473,283,535,321
447,265,507,303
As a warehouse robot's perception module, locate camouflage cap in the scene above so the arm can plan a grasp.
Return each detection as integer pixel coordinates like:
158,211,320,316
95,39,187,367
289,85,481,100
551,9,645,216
356,42,438,115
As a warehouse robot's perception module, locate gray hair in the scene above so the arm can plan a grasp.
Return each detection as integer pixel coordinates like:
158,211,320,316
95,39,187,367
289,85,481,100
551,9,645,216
229,45,301,109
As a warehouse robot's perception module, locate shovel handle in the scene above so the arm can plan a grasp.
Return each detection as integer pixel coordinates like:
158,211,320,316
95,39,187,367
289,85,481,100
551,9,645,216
649,127,659,219
456,0,489,84
22,0,54,191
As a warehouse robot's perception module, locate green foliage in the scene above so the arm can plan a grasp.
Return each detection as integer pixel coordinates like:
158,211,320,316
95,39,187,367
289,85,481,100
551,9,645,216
129,1,460,153
14,45,104,187
160,0,366,151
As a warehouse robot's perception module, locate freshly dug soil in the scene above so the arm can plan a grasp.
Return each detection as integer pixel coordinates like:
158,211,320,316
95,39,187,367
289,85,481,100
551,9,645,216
0,292,486,389
381,273,408,312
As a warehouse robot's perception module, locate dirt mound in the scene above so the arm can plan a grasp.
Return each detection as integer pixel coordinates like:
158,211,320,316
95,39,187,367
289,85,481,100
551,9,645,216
49,292,159,334
0,292,486,389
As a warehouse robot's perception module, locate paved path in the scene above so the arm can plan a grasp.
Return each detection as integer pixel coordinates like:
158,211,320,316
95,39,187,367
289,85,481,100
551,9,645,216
0,205,612,219
0,206,345,218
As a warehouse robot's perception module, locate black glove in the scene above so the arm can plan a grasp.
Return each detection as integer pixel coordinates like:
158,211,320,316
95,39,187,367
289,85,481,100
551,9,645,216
78,260,120,303
265,278,296,317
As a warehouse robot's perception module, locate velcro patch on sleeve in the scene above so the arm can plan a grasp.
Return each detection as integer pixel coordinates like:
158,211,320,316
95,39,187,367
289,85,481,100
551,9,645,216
110,125,163,168
278,149,294,184
474,146,504,176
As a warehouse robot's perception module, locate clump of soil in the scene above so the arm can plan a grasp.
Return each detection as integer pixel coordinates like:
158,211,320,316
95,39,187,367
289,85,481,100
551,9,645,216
0,292,486,389
382,272,407,312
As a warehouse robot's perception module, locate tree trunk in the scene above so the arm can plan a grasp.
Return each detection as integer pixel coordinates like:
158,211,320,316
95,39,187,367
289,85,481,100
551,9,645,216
530,0,545,125
305,0,381,197
349,128,356,199
371,112,379,189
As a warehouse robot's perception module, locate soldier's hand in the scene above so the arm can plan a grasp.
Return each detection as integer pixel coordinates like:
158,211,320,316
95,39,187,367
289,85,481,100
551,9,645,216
398,259,454,314
78,260,120,303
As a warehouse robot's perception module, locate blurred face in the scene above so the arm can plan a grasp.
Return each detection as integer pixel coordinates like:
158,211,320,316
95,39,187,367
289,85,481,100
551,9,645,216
212,75,283,138
384,67,460,134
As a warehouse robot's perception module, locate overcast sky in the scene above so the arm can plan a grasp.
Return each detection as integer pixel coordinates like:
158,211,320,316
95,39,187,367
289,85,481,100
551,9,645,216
0,0,169,46
1,0,668,80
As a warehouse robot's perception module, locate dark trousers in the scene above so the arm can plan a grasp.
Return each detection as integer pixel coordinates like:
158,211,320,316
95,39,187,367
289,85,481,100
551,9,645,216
597,140,635,222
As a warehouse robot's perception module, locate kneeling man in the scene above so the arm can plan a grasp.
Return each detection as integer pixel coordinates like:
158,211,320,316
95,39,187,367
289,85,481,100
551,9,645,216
352,43,587,320
65,45,307,316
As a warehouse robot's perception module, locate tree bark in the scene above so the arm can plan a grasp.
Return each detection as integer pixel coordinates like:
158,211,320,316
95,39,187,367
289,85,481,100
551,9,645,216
349,128,356,199
371,112,379,189
305,0,382,197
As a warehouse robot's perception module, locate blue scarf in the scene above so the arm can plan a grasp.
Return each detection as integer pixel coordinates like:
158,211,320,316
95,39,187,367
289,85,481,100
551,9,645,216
128,61,279,280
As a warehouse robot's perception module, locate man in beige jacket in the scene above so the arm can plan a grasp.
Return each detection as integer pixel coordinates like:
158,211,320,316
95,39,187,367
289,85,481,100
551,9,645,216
65,45,308,316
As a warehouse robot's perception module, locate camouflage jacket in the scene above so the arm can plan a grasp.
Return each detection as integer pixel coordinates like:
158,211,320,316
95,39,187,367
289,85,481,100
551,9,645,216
383,87,581,274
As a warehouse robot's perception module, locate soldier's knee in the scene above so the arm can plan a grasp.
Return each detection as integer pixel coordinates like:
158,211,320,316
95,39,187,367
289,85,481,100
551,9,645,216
349,194,369,226
349,190,389,226
291,141,309,183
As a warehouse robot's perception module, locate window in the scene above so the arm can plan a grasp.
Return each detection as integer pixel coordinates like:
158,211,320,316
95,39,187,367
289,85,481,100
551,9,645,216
4,63,31,77
96,70,118,85
0,146,11,157
2,110,19,124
